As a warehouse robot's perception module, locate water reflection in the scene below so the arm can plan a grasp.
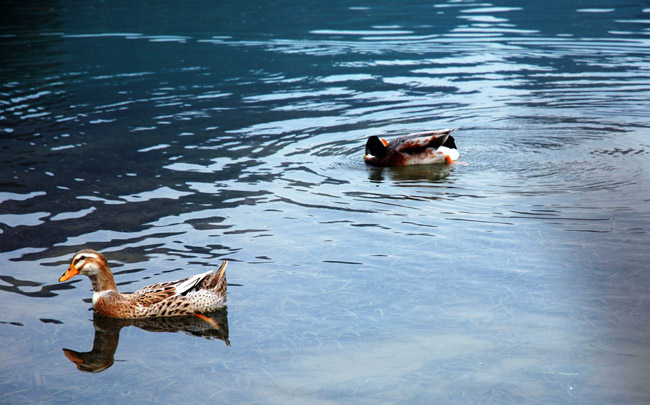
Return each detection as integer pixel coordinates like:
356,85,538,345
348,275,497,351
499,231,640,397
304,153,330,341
366,162,454,183
0,274,75,297
62,309,229,373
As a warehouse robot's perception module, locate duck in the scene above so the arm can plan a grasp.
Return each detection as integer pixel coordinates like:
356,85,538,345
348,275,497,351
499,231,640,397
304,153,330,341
58,249,227,319
364,128,459,167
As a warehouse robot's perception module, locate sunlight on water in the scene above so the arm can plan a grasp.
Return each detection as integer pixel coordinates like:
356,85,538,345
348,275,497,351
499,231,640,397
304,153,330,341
1,0,650,403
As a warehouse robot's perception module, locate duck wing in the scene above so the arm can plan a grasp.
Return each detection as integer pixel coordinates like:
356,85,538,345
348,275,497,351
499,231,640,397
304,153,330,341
132,273,211,307
399,128,456,140
395,129,456,155
133,261,228,307
133,281,179,307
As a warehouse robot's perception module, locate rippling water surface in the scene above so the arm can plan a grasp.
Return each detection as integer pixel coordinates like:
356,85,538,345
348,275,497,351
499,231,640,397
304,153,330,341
2,1,650,403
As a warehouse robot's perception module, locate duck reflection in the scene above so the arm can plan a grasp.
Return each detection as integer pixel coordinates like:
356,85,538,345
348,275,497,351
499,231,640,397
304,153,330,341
62,308,229,373
367,163,453,183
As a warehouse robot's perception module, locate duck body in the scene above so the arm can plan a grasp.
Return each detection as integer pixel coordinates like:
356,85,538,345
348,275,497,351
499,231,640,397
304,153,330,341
364,128,459,167
59,249,227,318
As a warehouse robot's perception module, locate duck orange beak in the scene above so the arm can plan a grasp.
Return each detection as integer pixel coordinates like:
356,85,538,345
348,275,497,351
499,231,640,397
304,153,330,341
59,265,79,282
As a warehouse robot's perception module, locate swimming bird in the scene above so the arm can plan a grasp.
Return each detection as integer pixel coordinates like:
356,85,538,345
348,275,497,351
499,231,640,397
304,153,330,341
364,128,459,167
58,249,227,318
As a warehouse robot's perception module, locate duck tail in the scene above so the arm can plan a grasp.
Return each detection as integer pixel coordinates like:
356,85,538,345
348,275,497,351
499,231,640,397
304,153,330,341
204,260,227,296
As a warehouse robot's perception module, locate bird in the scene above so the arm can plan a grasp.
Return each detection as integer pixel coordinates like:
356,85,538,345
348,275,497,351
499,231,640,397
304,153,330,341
58,249,227,319
364,128,459,167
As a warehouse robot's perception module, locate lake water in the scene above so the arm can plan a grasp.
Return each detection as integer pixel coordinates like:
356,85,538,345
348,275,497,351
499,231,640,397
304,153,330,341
1,0,650,403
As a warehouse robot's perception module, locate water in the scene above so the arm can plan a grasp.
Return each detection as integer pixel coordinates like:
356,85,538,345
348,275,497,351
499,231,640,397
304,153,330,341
2,0,650,402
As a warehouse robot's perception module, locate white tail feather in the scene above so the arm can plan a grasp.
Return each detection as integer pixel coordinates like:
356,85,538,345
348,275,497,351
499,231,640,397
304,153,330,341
175,270,212,296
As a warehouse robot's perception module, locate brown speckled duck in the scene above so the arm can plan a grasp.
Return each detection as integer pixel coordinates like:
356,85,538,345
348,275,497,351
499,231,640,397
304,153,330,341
58,249,227,318
364,128,459,167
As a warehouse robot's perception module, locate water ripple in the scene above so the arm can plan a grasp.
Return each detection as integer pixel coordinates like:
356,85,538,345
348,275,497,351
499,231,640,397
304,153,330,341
1,2,650,402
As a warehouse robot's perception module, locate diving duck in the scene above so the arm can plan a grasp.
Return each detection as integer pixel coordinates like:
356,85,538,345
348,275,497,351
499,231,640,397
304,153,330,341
58,249,227,319
364,128,459,167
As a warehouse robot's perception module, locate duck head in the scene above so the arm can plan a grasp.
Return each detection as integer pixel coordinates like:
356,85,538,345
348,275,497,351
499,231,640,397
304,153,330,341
59,249,108,282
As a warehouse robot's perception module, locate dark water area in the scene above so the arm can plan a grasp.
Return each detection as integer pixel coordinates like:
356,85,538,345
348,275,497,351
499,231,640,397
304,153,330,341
2,0,650,403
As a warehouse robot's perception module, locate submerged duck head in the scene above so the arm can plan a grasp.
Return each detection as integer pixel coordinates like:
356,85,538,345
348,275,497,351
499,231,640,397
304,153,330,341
364,136,388,159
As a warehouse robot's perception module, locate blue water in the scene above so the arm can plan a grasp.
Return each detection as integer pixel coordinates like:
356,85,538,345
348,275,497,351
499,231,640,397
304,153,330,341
2,1,650,403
